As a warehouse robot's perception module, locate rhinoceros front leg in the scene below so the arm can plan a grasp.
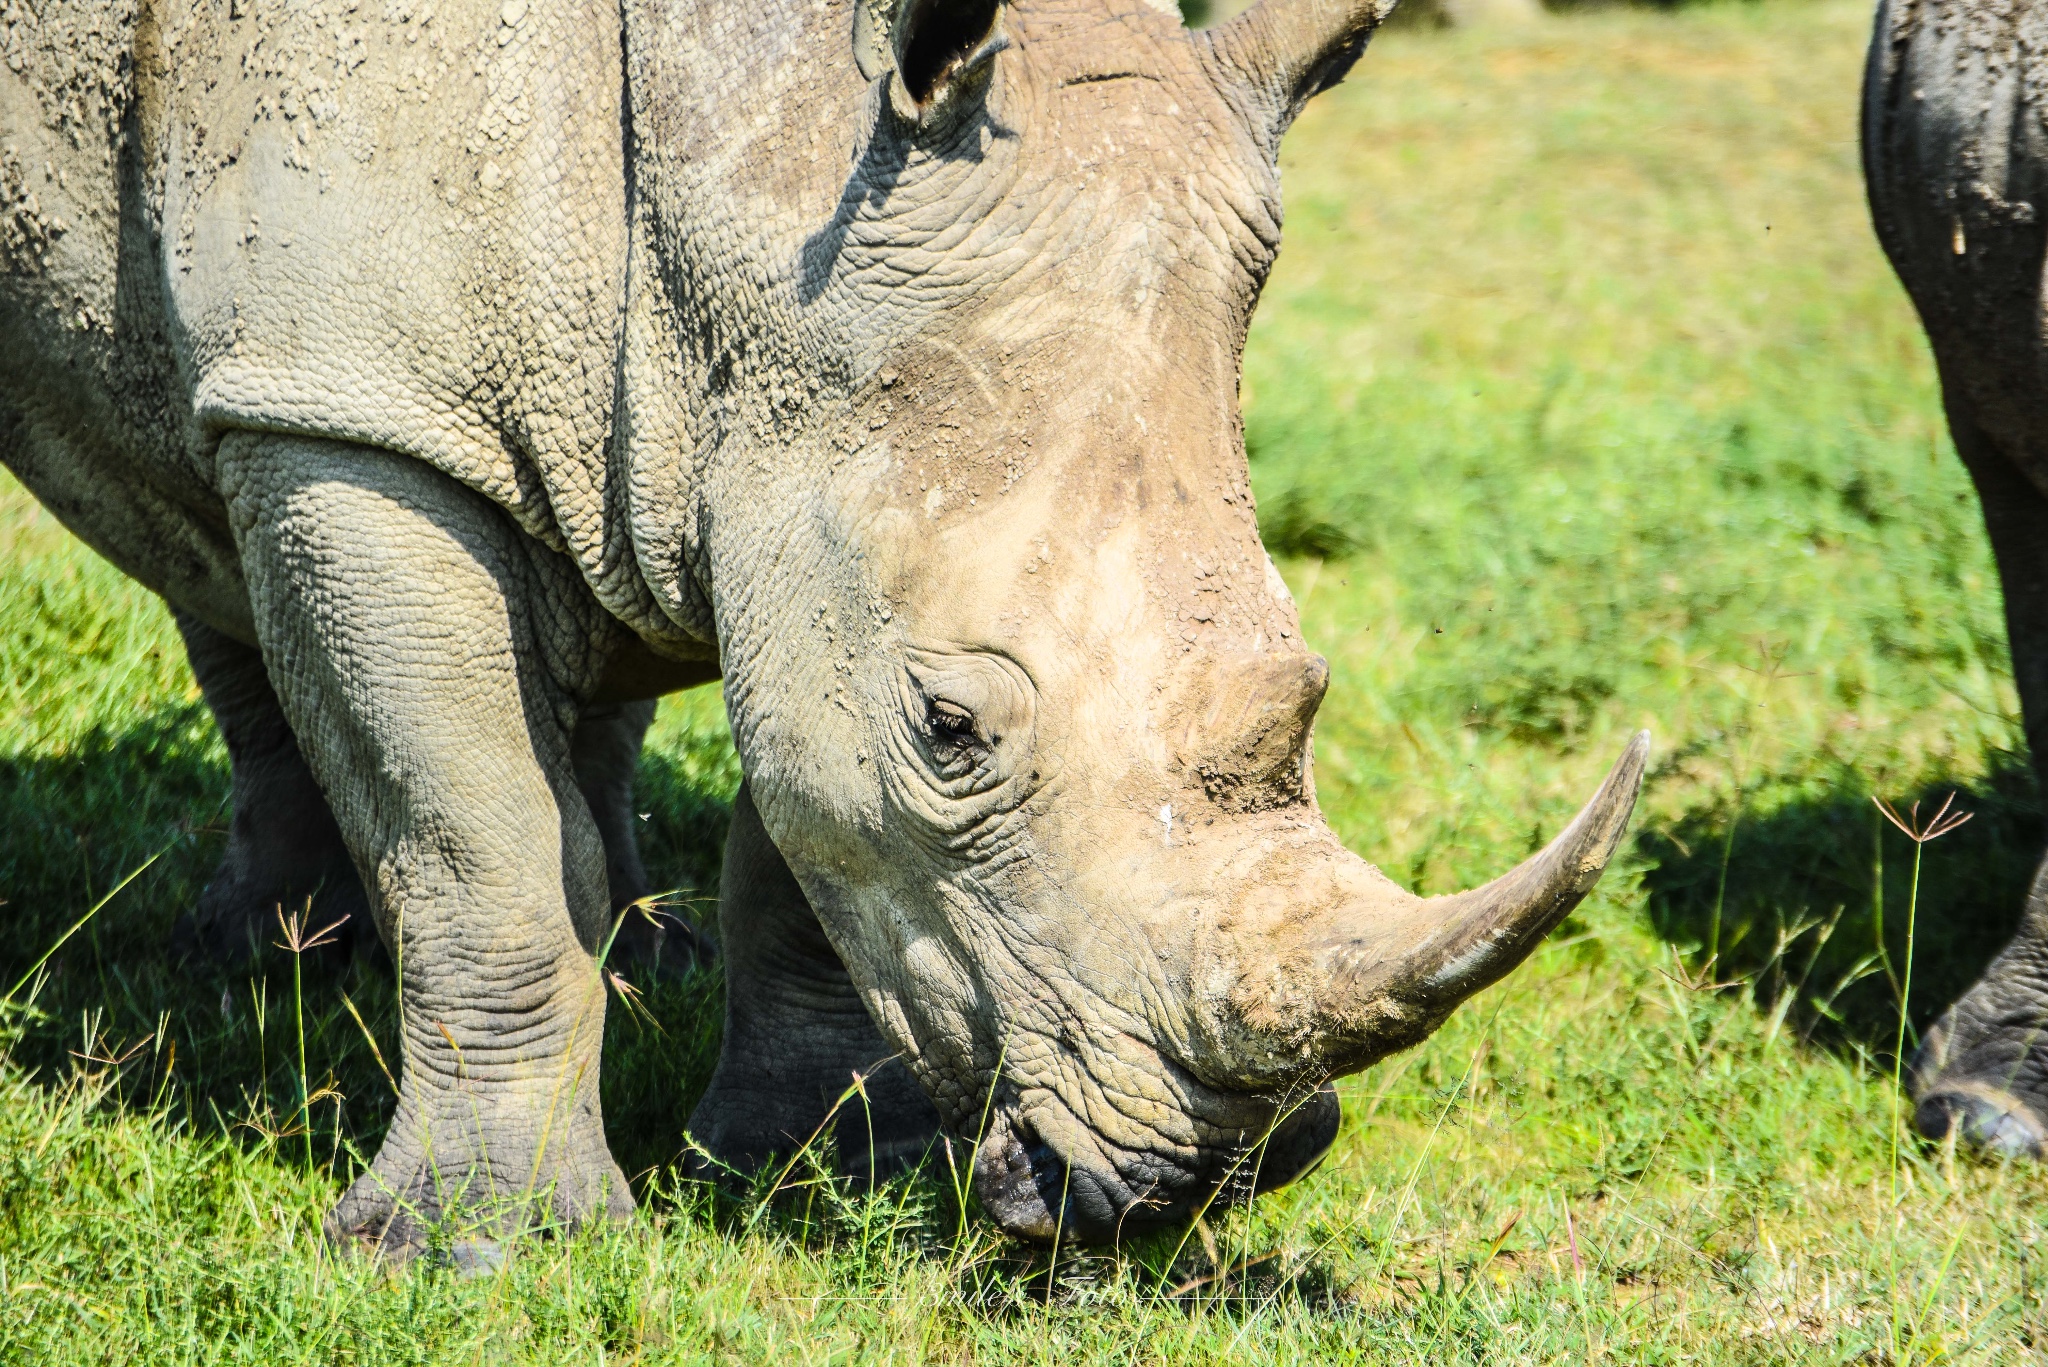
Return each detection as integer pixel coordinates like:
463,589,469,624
217,432,629,1256
687,782,940,1185
170,611,373,966
1912,391,2048,1157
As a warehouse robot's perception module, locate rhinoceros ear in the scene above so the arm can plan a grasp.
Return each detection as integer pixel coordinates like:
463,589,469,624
852,0,899,81
853,0,1005,113
1204,0,1394,143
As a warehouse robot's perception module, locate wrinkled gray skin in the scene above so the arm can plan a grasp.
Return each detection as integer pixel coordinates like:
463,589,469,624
173,608,697,973
1867,0,2048,1159
2,0,1646,1253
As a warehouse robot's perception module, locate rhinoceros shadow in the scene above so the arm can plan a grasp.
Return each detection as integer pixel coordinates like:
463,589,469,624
1635,752,2042,1065
0,701,734,1190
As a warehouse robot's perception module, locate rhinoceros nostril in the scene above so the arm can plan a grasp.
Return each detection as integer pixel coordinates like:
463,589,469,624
1916,1089,2046,1159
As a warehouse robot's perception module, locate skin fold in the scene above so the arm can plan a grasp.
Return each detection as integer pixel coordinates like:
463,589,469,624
2,0,1643,1254
1866,0,2048,1159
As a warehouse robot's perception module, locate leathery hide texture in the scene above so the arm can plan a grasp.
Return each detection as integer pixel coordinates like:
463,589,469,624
1,0,1644,1250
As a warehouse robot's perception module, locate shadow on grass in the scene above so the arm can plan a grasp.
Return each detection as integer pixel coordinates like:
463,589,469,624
1636,750,2042,1063
0,701,735,1191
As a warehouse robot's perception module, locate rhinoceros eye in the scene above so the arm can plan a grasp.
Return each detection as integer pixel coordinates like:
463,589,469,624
899,649,1034,799
927,699,980,743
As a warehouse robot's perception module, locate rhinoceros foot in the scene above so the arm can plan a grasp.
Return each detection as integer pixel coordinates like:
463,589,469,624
1909,868,2048,1161
1915,1085,2046,1159
324,1080,635,1263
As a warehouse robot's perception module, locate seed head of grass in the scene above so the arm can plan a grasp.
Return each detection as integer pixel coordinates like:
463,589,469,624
1874,792,1976,845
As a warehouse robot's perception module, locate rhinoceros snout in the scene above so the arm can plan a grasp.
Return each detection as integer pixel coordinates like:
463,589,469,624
970,1086,1341,1245
1251,1083,1342,1195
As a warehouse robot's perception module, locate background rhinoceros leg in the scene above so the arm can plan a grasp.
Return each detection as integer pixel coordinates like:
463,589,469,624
170,611,373,967
572,699,715,977
687,782,940,1186
217,432,631,1257
1911,392,2048,1157
170,628,697,978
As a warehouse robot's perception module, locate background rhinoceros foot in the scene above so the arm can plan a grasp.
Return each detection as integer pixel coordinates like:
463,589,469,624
573,699,719,982
169,612,378,969
170,856,376,971
608,899,718,982
1915,1084,2046,1159
1909,871,2048,1162
686,1055,942,1191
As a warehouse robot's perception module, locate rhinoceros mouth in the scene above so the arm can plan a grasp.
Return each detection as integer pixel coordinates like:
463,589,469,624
969,1084,1340,1244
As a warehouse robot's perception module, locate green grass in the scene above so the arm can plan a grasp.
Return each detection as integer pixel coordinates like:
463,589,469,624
4,1,2047,1359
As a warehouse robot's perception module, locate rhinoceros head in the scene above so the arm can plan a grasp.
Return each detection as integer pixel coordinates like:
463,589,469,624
638,0,1645,1240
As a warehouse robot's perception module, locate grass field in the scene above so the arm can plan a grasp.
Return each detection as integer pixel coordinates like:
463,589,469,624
6,0,2048,1360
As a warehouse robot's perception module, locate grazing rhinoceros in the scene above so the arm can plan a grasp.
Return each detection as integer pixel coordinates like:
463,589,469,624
1,0,1646,1253
1867,0,2048,1157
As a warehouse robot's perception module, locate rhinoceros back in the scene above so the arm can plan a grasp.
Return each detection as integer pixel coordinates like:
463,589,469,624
0,0,709,655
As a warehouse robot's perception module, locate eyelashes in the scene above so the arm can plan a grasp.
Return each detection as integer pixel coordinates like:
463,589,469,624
928,698,979,740
924,697,988,777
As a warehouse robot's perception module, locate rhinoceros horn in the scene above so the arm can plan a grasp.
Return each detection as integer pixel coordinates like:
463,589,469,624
1328,731,1650,1008
1212,731,1648,1089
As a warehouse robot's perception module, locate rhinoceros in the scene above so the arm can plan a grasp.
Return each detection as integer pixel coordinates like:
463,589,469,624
1,0,1646,1252
1867,0,2048,1157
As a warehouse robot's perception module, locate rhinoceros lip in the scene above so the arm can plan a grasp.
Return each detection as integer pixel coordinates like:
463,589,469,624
968,1086,1342,1245
971,1108,1169,1243
970,1113,1067,1242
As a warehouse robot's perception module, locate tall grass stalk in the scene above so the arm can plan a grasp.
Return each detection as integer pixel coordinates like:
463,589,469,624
275,904,347,1173
1,836,177,1007
1874,795,1972,1196
1895,842,1919,1195
293,930,308,1171
1872,803,1891,999
1708,805,1737,974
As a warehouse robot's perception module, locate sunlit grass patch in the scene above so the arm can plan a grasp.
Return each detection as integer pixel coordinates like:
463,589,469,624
2,0,2045,1359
